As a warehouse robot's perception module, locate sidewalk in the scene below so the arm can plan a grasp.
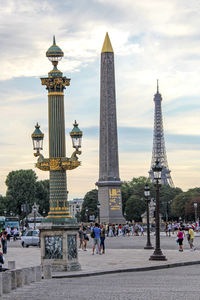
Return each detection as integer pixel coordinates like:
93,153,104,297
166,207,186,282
3,246,200,278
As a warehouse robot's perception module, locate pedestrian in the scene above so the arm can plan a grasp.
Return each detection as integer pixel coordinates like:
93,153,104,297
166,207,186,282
78,225,84,251
187,225,196,251
1,231,7,254
0,246,5,271
13,227,18,241
168,222,172,237
83,227,89,251
140,225,144,236
92,223,101,255
6,225,11,242
165,222,168,236
134,223,139,236
100,224,106,254
177,227,184,252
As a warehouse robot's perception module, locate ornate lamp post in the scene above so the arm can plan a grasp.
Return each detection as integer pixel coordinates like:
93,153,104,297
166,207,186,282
85,208,89,222
149,160,167,261
31,36,82,271
97,201,101,224
194,200,198,223
144,183,153,250
33,204,37,230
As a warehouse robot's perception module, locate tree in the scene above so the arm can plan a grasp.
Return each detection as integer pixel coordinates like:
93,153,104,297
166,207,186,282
0,195,7,215
125,195,146,222
171,188,200,220
122,176,152,213
80,189,98,222
5,169,37,217
35,180,49,216
185,196,200,221
159,185,182,221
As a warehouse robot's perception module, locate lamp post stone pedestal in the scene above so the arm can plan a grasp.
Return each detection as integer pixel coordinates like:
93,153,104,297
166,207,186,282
40,223,81,271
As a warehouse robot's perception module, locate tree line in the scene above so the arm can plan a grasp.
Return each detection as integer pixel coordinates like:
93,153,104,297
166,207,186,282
80,177,200,222
0,170,199,223
0,169,49,218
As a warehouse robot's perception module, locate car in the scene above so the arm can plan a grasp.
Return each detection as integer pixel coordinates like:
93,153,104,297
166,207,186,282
21,229,40,248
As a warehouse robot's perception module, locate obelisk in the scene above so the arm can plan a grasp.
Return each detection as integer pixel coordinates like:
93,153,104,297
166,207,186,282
96,33,125,224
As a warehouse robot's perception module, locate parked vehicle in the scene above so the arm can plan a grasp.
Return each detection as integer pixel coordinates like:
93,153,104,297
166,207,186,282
21,230,40,247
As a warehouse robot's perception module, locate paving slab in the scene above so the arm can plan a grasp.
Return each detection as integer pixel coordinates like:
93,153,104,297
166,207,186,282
3,243,200,277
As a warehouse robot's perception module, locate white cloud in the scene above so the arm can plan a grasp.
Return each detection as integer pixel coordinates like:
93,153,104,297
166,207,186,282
0,0,200,197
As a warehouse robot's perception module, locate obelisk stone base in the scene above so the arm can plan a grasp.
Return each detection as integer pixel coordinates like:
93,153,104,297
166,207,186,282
39,223,81,272
97,181,125,224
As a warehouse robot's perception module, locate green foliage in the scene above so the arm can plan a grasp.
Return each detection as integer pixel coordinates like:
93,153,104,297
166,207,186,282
171,189,200,220
81,189,98,222
0,195,7,215
122,176,183,222
3,170,50,218
159,185,182,220
122,176,152,212
125,195,146,222
5,169,37,217
35,180,49,216
185,196,200,220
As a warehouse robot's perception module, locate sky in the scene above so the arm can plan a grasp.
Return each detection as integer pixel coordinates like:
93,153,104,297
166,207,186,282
0,0,200,199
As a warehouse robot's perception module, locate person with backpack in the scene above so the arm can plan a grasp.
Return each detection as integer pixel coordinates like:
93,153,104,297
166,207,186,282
92,223,101,255
187,225,196,251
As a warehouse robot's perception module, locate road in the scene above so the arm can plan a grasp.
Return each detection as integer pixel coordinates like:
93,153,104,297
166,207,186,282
2,265,200,300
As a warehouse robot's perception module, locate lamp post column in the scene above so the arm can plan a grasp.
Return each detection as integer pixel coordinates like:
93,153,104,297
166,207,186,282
144,184,153,250
149,160,167,261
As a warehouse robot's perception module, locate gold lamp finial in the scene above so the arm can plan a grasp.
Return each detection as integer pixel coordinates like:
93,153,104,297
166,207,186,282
101,32,114,53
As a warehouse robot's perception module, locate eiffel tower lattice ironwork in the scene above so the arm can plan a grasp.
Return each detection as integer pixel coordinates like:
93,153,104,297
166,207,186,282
149,80,174,187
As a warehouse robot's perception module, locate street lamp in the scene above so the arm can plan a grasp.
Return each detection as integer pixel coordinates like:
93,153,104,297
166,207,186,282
97,201,101,224
144,183,153,250
31,123,44,157
194,200,198,223
33,204,37,230
85,208,89,222
76,204,80,223
149,160,167,261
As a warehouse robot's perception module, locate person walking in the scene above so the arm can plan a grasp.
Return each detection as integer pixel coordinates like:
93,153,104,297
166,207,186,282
100,224,106,254
177,227,184,252
187,225,196,251
1,231,7,254
78,225,84,251
83,227,89,251
168,223,172,237
6,225,11,242
92,223,101,255
165,222,169,236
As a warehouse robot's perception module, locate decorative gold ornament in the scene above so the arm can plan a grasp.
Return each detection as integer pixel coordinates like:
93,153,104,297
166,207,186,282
35,150,81,171
41,77,70,92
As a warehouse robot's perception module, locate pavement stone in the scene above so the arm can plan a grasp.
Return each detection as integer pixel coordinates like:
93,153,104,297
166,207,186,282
3,239,200,277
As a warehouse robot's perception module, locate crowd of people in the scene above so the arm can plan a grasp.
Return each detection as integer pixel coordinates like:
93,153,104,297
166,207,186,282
78,221,200,255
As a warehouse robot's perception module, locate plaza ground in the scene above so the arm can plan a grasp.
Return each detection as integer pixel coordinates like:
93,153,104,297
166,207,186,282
2,233,200,299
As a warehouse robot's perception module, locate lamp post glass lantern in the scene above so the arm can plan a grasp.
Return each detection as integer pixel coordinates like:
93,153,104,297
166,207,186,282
149,160,167,261
31,123,44,157
144,183,153,249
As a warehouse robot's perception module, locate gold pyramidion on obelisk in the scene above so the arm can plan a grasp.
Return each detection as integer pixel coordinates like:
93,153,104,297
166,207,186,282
101,32,114,53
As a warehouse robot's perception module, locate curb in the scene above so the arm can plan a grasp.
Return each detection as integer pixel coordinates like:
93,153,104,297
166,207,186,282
52,260,200,279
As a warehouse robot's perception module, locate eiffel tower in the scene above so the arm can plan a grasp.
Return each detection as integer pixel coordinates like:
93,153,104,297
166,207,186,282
149,80,174,187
